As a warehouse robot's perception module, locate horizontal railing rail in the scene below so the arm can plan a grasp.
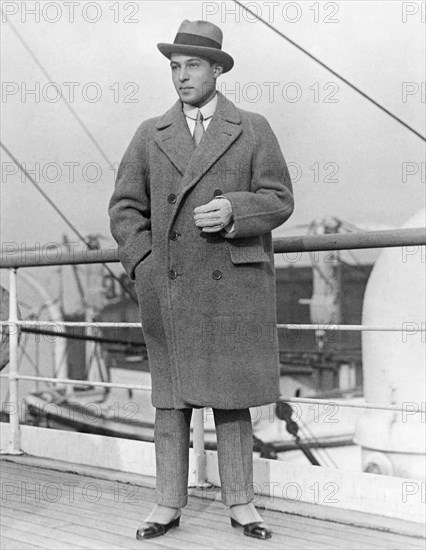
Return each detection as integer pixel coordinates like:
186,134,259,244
1,227,425,268
1,228,425,482
0,372,423,415
1,319,423,332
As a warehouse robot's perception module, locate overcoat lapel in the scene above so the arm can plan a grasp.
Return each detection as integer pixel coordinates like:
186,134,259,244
154,92,242,188
154,101,195,176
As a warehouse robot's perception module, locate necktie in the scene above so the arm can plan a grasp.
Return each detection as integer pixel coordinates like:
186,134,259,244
193,110,205,146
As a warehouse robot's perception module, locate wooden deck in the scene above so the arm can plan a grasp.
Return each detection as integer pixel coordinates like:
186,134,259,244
1,459,424,550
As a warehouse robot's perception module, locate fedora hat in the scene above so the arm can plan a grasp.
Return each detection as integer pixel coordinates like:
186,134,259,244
157,20,234,73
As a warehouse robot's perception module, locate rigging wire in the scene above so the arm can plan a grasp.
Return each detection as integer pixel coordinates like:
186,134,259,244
298,416,339,469
1,142,88,244
16,300,32,311
233,0,425,142
296,418,327,467
0,142,138,305
2,12,113,167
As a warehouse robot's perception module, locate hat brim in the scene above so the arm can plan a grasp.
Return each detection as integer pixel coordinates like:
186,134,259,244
157,43,234,73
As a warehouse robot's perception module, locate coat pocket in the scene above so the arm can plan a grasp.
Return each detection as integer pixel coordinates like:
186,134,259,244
134,250,153,277
226,236,270,264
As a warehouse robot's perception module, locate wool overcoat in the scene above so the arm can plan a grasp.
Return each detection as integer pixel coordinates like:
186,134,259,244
108,92,294,409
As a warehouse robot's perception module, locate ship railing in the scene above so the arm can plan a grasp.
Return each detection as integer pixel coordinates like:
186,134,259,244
1,227,425,485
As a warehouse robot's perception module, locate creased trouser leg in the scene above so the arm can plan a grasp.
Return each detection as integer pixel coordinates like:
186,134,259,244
154,408,193,508
213,408,254,506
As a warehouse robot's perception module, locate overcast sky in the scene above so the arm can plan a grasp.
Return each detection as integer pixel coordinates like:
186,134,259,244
1,1,425,307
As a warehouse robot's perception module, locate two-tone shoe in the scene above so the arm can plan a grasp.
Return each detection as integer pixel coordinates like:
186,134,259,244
136,515,181,540
230,517,272,539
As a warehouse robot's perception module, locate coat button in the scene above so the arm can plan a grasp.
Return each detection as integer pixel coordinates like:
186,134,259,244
212,270,222,280
213,189,223,197
169,230,179,241
168,269,178,280
167,194,177,204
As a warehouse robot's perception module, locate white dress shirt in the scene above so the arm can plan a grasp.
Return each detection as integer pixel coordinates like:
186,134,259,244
182,93,218,135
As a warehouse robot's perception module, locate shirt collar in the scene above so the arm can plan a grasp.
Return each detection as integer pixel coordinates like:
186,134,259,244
182,92,218,120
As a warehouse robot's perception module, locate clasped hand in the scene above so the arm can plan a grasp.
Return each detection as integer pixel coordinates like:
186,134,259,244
193,197,233,233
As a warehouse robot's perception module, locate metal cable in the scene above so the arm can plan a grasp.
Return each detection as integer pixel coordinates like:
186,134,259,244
233,0,425,142
2,13,113,166
0,142,138,305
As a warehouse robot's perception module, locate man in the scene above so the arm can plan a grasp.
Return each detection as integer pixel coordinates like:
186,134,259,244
108,19,294,540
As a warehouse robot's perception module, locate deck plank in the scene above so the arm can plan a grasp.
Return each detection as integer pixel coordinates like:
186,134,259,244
1,459,424,550
1,514,124,550
0,523,88,550
0,536,45,550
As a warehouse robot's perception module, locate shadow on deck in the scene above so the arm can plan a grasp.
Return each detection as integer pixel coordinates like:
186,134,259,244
1,457,424,550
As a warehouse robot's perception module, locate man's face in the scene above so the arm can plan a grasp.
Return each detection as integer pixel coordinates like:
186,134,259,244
170,54,222,108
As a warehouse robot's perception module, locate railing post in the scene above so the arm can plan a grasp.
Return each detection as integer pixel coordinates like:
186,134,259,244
191,407,208,486
7,268,22,454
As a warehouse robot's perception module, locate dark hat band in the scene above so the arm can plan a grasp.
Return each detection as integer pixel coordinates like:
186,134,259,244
174,32,221,50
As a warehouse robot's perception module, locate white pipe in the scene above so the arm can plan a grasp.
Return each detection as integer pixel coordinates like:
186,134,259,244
191,408,207,487
1,372,422,414
6,268,21,454
1,320,424,332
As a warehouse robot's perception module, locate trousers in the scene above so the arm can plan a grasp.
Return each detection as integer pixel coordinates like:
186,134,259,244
154,408,254,507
